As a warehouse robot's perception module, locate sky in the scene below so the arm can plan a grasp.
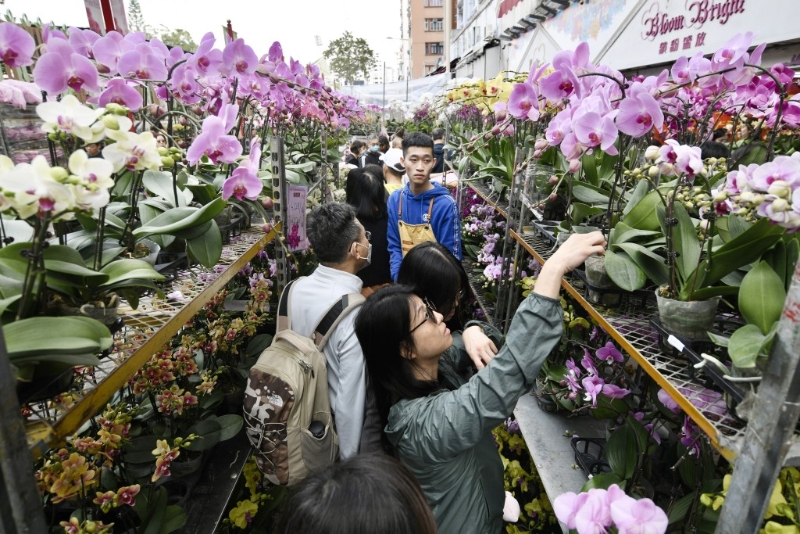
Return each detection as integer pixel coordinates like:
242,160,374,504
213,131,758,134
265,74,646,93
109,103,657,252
5,0,407,78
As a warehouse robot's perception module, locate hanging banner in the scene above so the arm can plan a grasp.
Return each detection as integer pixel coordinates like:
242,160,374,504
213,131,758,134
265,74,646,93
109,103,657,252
108,0,130,35
84,0,104,34
286,185,310,252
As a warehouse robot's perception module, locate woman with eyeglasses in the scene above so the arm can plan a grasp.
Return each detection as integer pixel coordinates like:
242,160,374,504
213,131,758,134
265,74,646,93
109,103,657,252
346,165,393,297
355,232,606,534
397,242,501,372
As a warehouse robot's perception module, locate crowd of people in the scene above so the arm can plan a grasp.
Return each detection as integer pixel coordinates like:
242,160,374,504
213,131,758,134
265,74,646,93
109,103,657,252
265,131,606,533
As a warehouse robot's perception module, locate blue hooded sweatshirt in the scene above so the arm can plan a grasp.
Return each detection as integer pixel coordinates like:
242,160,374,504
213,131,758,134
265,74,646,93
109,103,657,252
387,182,462,281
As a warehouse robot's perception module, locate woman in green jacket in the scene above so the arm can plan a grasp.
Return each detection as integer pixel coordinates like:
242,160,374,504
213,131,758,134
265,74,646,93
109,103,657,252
354,232,605,534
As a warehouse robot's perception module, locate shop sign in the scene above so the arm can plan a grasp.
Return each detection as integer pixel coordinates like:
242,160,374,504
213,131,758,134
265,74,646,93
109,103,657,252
640,0,746,58
498,0,524,18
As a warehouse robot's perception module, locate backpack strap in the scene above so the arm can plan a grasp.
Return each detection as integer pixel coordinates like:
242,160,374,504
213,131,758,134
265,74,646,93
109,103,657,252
312,292,366,351
276,277,305,333
426,197,434,223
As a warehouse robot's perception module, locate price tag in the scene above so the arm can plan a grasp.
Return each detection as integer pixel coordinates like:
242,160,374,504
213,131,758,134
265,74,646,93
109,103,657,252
667,335,685,352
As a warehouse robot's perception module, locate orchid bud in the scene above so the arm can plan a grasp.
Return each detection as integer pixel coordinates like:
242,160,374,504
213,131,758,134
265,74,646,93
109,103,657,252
737,208,749,216
102,115,122,130
157,147,169,157
767,180,791,198
645,145,660,160
262,223,273,233
191,105,204,116
772,198,790,212
261,197,274,210
50,166,69,181
160,157,174,168
549,175,559,185
179,116,188,126
534,138,548,151
753,194,766,206
484,132,493,140
147,104,160,116
707,157,718,166
105,103,127,115
470,135,478,143
648,165,660,178
533,149,543,158
491,124,501,136
713,191,728,203
568,160,581,174
549,193,558,201
177,140,187,149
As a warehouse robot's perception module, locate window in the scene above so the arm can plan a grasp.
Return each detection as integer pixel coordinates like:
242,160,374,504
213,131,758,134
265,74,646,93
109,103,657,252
424,63,437,74
425,42,444,55
424,0,443,6
425,18,444,31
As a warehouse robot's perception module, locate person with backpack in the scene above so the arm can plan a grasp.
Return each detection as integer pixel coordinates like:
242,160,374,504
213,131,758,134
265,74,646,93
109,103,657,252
244,203,382,485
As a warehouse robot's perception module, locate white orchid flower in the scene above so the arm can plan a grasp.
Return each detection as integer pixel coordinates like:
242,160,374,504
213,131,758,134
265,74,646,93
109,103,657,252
102,130,161,172
68,149,115,189
36,94,104,142
0,156,75,217
70,183,110,212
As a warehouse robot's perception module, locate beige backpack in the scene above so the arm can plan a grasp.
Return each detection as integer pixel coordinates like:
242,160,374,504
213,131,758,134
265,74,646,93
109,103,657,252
243,278,364,485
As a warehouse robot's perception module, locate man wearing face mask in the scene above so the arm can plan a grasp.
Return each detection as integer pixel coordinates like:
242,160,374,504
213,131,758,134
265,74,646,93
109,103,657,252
285,203,383,459
364,136,383,167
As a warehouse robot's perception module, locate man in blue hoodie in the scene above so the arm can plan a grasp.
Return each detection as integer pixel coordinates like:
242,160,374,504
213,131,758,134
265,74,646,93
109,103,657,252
387,132,462,281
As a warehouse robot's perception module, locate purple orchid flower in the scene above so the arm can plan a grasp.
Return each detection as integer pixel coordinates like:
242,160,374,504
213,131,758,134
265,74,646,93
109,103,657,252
712,32,754,73
33,38,100,95
169,64,201,105
575,489,613,534
609,489,668,534
221,38,258,77
657,388,681,414
616,87,664,138
540,67,580,102
190,33,222,76
582,376,605,407
553,491,590,530
680,416,702,456
508,82,540,121
117,42,168,81
565,358,582,378
581,348,599,376
68,27,100,58
0,22,36,67
596,341,624,363
222,137,262,201
92,31,125,74
187,104,242,165
601,384,630,399
546,108,572,146
99,78,143,111
573,110,619,156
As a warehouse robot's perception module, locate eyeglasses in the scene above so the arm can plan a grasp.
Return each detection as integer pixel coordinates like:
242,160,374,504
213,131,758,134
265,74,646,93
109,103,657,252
410,297,439,334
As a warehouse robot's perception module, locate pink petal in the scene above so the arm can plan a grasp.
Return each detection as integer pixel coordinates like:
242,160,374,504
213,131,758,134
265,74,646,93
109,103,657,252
32,52,68,94
0,22,36,67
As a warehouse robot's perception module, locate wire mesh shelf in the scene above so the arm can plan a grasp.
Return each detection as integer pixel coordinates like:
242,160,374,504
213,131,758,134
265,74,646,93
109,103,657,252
23,225,280,455
463,259,496,324
466,180,509,219
509,229,750,461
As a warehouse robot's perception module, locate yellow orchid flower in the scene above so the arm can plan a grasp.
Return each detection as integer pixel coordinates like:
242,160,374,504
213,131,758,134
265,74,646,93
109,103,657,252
762,522,800,534
766,479,788,518
229,499,259,529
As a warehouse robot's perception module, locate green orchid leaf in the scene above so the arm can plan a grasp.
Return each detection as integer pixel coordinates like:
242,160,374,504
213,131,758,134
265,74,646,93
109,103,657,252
572,183,610,205
142,170,186,208
101,259,165,284
611,222,661,245
184,418,223,451
605,249,647,291
133,197,227,238
0,295,20,315
186,220,223,268
690,217,784,292
570,203,604,226
186,184,218,205
623,190,662,231
669,492,698,525
660,203,701,287
739,261,786,335
707,332,730,348
160,505,188,534
592,394,631,420
4,316,110,364
581,472,623,492
728,324,768,368
616,242,670,287
581,151,599,186
622,180,649,216
215,414,244,442
172,220,213,241
606,420,639,480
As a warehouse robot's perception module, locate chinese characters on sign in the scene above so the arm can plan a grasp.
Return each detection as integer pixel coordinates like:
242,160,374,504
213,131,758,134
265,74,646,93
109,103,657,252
659,31,706,54
286,186,310,252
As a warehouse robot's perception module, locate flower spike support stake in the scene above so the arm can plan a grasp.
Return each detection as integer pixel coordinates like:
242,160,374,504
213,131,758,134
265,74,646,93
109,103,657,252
0,325,48,534
716,256,800,534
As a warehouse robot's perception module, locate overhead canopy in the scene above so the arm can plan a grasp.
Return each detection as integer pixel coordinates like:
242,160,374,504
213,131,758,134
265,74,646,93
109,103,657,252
342,73,451,107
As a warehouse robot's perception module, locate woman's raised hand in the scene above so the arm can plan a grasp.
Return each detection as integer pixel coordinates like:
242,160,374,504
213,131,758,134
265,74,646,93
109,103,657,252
533,232,607,300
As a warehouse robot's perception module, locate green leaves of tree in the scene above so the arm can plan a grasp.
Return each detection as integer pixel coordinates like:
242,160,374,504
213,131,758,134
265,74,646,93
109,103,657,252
323,31,377,85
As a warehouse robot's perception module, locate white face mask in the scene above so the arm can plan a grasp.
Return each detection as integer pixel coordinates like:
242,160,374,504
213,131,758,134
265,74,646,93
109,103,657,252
354,241,372,269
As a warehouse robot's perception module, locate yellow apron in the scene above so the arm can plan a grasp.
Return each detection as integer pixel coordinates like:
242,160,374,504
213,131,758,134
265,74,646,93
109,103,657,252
398,194,437,257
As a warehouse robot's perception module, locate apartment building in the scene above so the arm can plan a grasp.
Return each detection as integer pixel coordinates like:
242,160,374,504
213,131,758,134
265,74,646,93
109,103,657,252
408,0,457,78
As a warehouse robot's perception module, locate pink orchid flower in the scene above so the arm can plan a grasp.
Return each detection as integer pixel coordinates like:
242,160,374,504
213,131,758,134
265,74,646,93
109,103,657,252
601,384,630,399
508,82,540,121
657,388,681,414
553,491,590,529
222,137,263,201
615,87,663,138
575,489,613,533
611,493,668,534
189,33,222,76
33,38,100,95
573,110,619,156
68,27,100,58
0,22,36,67
540,67,581,102
546,108,572,146
582,376,605,407
99,78,143,111
186,105,242,165
117,42,168,81
596,341,624,363
221,38,258,77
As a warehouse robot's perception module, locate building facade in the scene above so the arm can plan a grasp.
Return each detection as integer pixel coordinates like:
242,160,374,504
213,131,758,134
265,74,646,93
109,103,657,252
409,0,458,78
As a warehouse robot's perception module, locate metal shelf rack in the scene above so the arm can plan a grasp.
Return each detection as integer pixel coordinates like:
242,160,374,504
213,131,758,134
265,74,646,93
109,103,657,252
24,225,281,456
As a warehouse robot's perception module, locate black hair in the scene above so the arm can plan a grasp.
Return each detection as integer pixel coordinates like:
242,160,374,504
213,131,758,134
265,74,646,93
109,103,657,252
712,128,727,140
379,135,390,152
402,132,434,155
393,126,405,139
431,128,445,141
346,165,387,220
272,454,438,534
350,139,366,153
397,242,467,330
355,286,439,451
306,203,361,265
700,140,730,160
